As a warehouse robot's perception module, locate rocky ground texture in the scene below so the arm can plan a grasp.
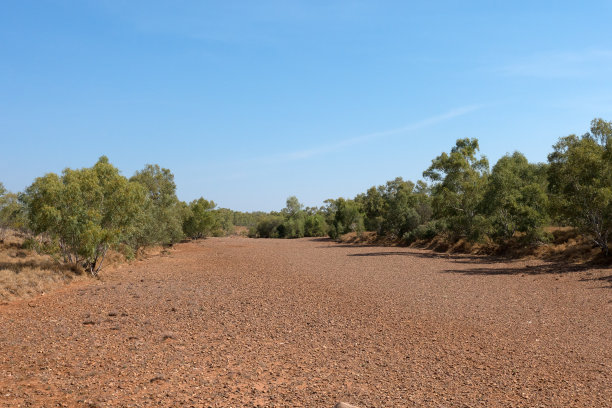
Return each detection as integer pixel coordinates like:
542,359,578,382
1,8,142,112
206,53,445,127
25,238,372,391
0,237,610,407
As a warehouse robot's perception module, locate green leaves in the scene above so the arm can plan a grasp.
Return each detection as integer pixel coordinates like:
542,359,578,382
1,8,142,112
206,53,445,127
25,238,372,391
23,157,147,275
326,198,364,238
484,152,549,241
424,138,490,240
129,164,184,247
548,120,612,254
183,197,218,239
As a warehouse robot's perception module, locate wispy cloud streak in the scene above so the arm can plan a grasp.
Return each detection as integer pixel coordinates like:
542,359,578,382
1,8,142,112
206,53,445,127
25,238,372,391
499,48,612,79
275,105,483,162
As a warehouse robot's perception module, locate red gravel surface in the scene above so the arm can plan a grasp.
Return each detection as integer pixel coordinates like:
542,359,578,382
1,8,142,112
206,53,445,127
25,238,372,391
1,237,611,407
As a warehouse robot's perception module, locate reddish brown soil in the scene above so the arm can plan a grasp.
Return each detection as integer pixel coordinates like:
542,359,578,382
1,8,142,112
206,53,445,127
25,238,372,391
1,237,611,407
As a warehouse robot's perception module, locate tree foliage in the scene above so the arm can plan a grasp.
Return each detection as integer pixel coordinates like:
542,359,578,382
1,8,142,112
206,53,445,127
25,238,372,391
0,183,24,238
356,186,385,232
9,116,612,269
325,198,364,239
484,152,549,241
129,164,184,248
255,215,285,238
183,198,218,239
23,157,146,275
548,119,612,254
424,138,490,240
252,196,329,238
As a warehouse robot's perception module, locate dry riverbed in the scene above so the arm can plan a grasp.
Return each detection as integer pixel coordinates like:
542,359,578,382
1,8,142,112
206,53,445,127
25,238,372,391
0,237,610,407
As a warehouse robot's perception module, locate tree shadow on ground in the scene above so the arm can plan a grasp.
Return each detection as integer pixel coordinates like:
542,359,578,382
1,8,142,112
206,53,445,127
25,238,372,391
579,273,612,288
347,250,503,264
307,237,334,243
441,262,592,276
346,250,611,284
443,264,612,288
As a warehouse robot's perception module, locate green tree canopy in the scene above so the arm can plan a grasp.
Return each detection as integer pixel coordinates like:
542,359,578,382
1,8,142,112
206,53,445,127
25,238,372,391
129,164,184,247
379,177,420,238
548,118,612,254
423,138,490,240
182,197,218,239
356,186,385,232
23,156,146,275
484,152,549,241
325,198,364,239
283,196,304,219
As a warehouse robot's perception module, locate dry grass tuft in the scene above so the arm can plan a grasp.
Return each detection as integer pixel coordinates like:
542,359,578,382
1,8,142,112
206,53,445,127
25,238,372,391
0,229,88,302
339,227,611,266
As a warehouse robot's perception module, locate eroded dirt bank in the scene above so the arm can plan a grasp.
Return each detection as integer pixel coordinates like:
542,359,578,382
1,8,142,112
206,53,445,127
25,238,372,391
0,237,610,407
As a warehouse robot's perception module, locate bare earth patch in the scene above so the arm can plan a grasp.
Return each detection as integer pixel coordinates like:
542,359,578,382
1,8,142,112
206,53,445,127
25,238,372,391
0,237,610,407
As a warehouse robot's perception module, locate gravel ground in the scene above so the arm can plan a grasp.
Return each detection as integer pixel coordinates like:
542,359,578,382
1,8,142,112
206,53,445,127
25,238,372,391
0,237,610,407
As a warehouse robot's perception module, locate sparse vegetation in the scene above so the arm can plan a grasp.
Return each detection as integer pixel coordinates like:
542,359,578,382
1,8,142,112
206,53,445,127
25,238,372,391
1,118,610,301
251,118,611,262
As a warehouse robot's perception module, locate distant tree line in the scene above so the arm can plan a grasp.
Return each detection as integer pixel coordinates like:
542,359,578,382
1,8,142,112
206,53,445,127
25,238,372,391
0,118,610,276
250,118,612,256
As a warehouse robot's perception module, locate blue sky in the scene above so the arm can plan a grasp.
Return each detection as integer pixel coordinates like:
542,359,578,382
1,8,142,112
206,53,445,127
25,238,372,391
1,1,611,211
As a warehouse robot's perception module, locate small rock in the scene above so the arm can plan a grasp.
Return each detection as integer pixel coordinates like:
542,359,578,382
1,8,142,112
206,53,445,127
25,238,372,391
161,332,175,341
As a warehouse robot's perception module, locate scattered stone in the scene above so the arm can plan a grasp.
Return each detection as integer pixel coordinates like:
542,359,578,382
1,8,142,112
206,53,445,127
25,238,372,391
161,332,175,341
334,403,360,408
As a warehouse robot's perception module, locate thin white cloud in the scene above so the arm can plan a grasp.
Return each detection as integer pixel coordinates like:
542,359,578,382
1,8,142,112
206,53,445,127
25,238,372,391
273,105,483,162
499,48,612,79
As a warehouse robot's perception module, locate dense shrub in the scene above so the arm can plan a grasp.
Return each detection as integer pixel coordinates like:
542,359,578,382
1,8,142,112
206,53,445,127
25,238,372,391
22,157,146,275
325,198,364,238
484,152,549,242
255,215,284,238
403,220,445,243
129,164,184,248
304,214,328,237
182,198,218,239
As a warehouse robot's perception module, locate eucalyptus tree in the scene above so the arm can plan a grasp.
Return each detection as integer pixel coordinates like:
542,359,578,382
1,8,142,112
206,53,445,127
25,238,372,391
356,186,385,232
548,118,612,254
484,152,549,242
182,197,218,239
325,198,364,239
130,164,184,247
23,157,146,275
423,138,490,240
378,177,420,238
